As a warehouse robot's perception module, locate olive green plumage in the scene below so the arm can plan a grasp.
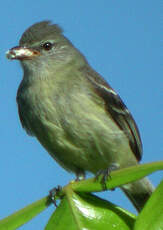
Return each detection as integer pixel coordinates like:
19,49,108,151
8,21,154,212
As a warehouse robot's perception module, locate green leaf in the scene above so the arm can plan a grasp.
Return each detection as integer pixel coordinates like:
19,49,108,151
1,161,162,229
45,189,136,230
70,161,163,193
134,180,163,230
0,196,51,230
45,196,78,230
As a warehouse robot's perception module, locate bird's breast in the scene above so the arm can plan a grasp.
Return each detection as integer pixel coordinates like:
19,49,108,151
16,76,135,174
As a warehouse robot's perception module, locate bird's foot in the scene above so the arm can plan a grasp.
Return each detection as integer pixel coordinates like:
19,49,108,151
49,185,62,207
75,171,85,181
95,163,119,190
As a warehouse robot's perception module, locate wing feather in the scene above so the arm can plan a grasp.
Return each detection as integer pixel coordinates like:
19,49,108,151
81,65,142,161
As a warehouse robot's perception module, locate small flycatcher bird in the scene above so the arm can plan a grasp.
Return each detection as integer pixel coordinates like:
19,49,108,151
6,21,154,212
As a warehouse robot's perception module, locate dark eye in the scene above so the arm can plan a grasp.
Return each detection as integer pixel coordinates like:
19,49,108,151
42,42,53,51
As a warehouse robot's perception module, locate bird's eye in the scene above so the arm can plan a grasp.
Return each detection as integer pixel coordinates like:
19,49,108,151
42,42,53,51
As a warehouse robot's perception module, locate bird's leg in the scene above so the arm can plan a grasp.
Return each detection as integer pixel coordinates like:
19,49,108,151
49,185,62,207
95,163,119,190
75,170,85,181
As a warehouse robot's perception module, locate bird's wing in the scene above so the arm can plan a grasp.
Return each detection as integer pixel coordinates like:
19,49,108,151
81,65,142,161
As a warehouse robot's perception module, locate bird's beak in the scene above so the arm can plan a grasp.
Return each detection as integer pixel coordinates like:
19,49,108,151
6,46,40,60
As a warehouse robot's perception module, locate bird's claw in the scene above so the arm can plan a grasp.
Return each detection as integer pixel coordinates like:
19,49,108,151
95,164,119,190
49,185,62,207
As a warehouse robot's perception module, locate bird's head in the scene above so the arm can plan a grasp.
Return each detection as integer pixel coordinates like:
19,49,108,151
6,21,86,76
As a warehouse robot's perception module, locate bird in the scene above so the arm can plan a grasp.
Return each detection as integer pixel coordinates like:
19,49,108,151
6,20,154,212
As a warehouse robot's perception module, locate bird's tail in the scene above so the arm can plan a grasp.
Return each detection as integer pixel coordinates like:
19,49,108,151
121,177,155,212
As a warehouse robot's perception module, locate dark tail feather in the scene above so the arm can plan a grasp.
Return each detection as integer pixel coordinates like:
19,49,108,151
121,177,155,212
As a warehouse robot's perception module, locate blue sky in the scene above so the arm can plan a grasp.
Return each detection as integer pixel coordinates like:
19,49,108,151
1,1,162,229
